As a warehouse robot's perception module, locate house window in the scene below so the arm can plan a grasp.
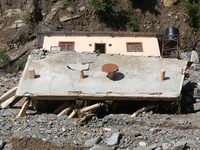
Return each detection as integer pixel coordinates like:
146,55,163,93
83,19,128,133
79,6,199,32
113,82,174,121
126,42,143,52
58,42,75,51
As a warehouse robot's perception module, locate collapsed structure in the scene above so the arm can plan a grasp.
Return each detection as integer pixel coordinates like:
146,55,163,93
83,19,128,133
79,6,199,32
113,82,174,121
0,30,186,118
3,49,185,117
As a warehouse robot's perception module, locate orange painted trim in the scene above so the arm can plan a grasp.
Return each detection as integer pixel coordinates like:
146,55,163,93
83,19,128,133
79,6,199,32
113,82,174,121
126,42,143,52
58,41,75,51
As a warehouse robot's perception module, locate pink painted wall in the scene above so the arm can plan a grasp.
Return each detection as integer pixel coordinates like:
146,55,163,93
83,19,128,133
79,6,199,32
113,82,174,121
42,35,161,56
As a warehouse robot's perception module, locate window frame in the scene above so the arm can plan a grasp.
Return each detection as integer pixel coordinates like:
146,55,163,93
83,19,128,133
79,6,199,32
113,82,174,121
126,42,143,52
58,41,75,51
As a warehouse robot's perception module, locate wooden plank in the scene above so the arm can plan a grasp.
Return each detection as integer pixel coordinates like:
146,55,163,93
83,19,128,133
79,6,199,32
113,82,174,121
17,99,31,117
53,101,69,114
1,96,22,109
0,87,17,103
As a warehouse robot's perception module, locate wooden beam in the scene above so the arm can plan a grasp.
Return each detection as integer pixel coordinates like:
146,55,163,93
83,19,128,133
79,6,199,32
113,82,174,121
0,87,18,103
53,101,69,114
78,113,97,123
17,99,31,118
1,96,22,109
31,96,178,101
57,105,72,116
30,100,38,109
80,103,104,113
130,105,157,117
68,109,78,118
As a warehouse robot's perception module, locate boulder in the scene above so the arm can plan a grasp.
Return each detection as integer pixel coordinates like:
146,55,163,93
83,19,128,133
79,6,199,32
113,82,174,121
84,136,102,148
163,0,178,6
172,140,187,150
107,132,121,146
190,50,199,64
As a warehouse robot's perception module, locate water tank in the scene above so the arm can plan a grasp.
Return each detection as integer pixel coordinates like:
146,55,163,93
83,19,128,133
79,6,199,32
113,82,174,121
165,27,179,40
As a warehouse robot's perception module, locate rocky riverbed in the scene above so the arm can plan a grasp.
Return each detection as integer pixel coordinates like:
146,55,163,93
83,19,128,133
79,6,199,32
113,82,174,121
0,50,200,150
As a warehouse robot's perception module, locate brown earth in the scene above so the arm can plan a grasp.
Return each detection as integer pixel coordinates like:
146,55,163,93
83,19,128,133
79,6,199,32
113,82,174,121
0,0,199,59
11,138,87,150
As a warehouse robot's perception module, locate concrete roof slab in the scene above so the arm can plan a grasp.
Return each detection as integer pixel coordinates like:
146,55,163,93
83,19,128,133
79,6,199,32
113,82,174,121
16,52,186,100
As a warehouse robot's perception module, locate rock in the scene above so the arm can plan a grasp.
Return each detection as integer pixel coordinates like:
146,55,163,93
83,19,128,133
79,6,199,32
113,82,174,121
67,6,74,13
195,40,200,52
59,15,81,22
163,0,178,6
139,141,147,147
79,6,86,11
162,143,169,150
190,51,199,64
84,136,102,148
107,132,121,146
149,128,156,133
172,140,187,150
0,140,6,149
89,145,108,150
147,143,157,149
191,63,197,71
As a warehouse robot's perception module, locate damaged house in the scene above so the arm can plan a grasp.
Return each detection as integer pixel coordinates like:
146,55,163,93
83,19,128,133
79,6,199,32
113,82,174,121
0,31,186,119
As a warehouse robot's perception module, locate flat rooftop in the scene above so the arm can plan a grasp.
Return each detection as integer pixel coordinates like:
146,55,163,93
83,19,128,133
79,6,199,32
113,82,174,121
16,51,186,101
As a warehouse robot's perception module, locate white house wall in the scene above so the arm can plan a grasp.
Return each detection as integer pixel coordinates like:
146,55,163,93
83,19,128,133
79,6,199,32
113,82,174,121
43,35,161,56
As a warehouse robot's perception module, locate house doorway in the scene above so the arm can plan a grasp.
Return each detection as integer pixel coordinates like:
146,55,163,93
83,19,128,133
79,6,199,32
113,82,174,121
95,43,106,54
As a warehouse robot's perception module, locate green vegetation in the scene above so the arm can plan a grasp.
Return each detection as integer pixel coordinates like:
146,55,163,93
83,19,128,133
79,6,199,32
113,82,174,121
88,0,138,31
6,62,24,73
88,0,121,22
127,1,138,32
0,50,24,73
65,0,74,6
0,50,10,69
181,0,200,31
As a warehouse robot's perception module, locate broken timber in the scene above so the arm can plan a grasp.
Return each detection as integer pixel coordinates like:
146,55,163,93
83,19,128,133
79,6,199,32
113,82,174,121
80,103,104,113
57,105,73,116
130,105,157,117
17,99,31,118
0,87,17,103
1,95,22,109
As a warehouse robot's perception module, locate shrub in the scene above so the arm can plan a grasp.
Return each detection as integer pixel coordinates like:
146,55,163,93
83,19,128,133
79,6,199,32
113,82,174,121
65,0,74,6
181,0,200,31
0,50,10,69
88,0,120,22
127,1,138,32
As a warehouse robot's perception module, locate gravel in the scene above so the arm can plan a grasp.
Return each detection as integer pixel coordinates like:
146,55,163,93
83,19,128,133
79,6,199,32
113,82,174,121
0,51,200,149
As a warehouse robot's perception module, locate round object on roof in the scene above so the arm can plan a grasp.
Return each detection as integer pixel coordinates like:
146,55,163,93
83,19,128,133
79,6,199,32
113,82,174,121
102,63,119,73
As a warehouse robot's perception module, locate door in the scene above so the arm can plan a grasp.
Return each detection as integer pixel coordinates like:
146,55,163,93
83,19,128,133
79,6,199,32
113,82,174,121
95,43,106,54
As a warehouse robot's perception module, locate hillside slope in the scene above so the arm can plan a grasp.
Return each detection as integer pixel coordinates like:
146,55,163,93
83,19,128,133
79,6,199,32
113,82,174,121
0,0,199,62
